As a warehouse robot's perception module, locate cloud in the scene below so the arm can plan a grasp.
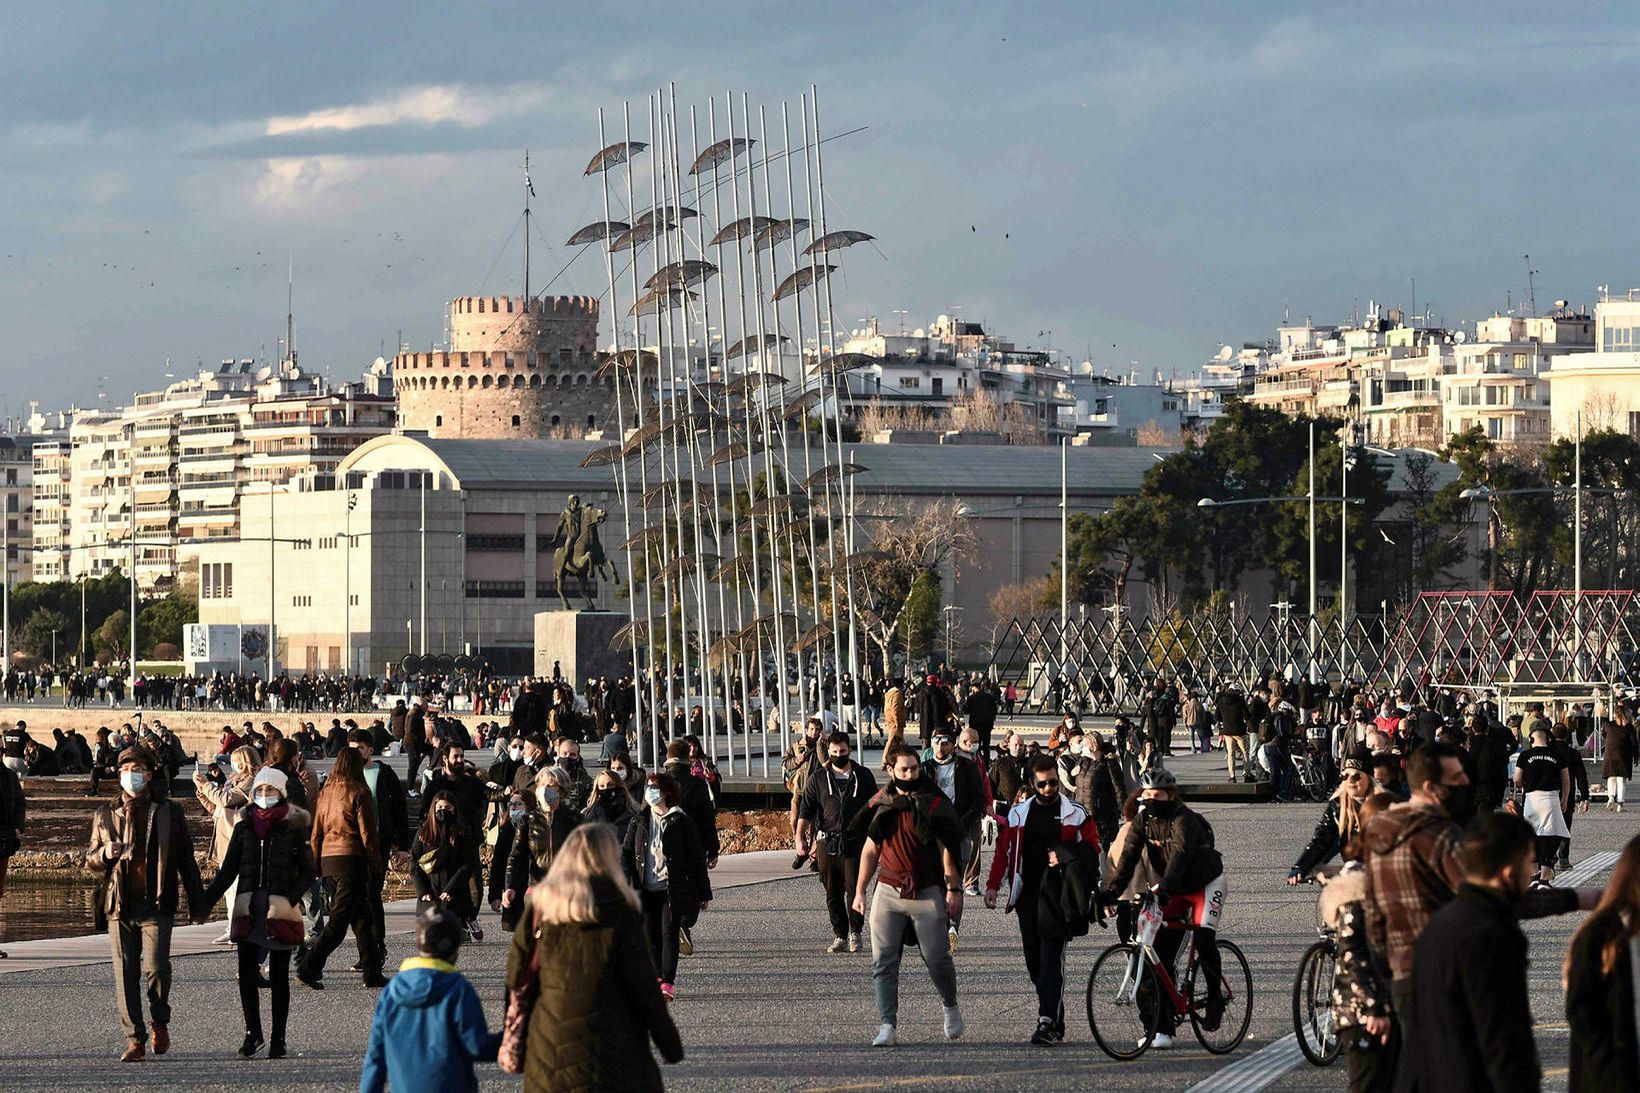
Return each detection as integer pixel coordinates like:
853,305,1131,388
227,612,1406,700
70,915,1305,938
248,153,456,216
265,83,553,136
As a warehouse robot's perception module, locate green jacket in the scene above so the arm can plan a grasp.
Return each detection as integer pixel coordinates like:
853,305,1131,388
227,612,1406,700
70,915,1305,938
505,882,683,1091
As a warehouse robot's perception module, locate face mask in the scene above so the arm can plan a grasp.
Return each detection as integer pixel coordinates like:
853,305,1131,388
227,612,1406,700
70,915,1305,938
599,787,622,806
830,754,850,770
1440,783,1478,826
253,793,281,810
1144,798,1180,819
120,771,148,794
435,808,455,823
1011,744,1026,757
508,807,527,825
538,787,560,809
610,769,628,782
561,756,583,774
893,776,920,793
644,787,665,809
508,747,523,762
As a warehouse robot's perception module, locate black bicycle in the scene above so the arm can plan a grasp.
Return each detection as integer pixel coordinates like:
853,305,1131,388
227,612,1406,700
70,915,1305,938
1292,925,1342,1066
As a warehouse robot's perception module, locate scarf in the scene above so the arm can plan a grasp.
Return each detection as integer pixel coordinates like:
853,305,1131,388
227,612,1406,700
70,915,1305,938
251,801,290,839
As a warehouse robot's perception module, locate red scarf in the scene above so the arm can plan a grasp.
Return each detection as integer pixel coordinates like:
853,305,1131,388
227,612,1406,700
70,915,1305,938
251,801,290,839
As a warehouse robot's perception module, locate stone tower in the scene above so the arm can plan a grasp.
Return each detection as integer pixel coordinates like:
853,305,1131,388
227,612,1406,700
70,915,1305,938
394,295,612,438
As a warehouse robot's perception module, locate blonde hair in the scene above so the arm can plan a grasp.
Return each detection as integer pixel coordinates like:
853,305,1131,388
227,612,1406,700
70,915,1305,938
534,767,563,793
532,823,638,924
230,745,261,781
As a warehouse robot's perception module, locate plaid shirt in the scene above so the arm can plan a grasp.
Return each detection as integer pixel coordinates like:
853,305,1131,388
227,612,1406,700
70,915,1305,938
1362,803,1464,983
1364,800,1580,983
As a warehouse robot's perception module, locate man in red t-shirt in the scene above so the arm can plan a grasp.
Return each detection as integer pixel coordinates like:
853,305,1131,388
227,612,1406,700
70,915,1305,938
852,745,964,1047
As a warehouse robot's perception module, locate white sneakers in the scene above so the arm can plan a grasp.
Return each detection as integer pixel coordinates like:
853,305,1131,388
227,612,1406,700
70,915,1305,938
827,938,848,954
1151,1032,1175,1050
871,1005,960,1046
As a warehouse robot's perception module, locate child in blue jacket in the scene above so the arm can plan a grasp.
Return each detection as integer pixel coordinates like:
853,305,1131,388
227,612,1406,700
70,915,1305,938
360,907,500,1093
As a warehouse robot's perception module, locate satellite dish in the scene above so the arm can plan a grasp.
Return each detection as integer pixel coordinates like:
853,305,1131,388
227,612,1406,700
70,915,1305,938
1454,331,1467,343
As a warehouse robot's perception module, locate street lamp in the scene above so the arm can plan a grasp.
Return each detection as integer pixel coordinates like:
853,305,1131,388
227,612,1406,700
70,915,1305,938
942,604,962,670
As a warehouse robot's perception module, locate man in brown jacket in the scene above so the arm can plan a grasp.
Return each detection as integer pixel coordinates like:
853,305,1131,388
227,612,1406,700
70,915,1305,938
85,746,205,1062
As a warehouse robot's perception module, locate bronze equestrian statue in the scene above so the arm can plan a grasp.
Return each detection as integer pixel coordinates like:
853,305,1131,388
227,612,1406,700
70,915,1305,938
552,502,618,610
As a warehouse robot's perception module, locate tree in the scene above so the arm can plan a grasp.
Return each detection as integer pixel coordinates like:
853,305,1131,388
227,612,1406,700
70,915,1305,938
17,608,70,662
902,571,941,661
94,609,129,660
985,575,1059,657
1402,451,1467,595
138,596,197,658
855,498,977,674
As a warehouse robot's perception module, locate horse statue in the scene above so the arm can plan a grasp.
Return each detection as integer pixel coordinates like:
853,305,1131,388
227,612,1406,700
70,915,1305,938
553,505,619,610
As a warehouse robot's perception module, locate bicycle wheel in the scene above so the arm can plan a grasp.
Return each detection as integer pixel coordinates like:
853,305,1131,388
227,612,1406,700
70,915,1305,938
1086,942,1162,1061
1292,939,1342,1066
1188,937,1253,1054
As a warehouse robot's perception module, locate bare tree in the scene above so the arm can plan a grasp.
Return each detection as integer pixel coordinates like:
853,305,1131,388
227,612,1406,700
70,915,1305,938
854,497,979,675
951,388,1002,433
1135,419,1175,447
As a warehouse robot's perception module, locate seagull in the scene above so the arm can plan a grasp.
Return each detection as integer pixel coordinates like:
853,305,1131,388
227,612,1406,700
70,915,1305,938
1379,529,1396,545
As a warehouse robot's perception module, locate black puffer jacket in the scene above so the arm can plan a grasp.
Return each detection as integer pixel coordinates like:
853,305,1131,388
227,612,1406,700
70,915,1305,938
505,882,683,1092
1101,801,1223,900
1292,796,1347,877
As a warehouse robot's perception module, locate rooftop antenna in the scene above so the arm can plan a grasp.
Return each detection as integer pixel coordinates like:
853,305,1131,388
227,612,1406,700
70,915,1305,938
1408,276,1416,327
522,149,535,302
1523,254,1538,317
286,253,295,367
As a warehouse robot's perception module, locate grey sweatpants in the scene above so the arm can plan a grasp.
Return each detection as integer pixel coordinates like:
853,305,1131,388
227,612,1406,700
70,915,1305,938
869,882,957,1025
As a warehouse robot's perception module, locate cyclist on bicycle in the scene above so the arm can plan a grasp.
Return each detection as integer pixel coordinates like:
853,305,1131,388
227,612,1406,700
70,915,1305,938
1287,754,1373,884
1097,767,1227,1046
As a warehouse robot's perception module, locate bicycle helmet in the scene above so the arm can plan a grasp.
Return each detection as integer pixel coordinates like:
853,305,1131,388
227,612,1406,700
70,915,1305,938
1139,767,1177,792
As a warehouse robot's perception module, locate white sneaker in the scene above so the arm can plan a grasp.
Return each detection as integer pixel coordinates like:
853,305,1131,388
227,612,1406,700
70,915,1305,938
212,928,233,944
943,1003,965,1040
848,931,861,953
872,1023,897,1047
826,937,848,954
1151,1032,1175,1050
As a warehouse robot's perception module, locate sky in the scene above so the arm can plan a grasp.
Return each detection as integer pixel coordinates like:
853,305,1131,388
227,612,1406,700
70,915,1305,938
5,0,1640,415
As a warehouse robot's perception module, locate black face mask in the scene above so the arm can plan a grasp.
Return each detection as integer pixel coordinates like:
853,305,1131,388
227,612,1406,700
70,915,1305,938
830,755,850,770
1441,783,1478,827
892,776,920,793
599,787,623,808
1144,798,1180,819
561,757,583,774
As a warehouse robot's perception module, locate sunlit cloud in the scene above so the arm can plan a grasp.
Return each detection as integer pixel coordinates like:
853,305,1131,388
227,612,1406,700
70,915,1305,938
265,83,553,136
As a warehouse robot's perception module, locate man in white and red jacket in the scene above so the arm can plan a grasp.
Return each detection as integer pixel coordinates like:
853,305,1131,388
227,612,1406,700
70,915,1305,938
984,753,1100,1045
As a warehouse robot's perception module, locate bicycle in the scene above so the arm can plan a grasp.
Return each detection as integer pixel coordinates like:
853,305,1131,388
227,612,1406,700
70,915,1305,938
1085,891,1253,1060
1292,924,1342,1066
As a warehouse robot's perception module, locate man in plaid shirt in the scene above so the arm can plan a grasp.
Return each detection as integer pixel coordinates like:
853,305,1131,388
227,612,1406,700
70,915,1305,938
1361,742,1597,1085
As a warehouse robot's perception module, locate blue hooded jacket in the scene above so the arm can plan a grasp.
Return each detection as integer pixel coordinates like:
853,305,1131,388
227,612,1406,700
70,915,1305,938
359,957,501,1093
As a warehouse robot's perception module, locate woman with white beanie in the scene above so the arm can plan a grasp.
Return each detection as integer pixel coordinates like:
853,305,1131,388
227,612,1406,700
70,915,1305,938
201,766,317,1059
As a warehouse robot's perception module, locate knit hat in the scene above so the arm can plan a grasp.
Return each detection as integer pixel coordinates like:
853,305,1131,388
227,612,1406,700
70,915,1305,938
251,767,289,798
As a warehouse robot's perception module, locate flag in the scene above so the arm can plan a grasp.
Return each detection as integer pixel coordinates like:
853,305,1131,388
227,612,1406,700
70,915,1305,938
525,165,536,198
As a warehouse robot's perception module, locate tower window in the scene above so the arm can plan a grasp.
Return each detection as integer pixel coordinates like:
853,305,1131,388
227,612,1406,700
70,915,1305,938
512,415,521,428
435,415,443,427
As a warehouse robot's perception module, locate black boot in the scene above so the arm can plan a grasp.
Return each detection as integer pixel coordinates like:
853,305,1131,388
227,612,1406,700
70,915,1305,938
238,1032,264,1058
267,1039,287,1060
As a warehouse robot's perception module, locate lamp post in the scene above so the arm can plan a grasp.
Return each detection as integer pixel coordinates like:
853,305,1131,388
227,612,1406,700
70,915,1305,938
942,604,962,671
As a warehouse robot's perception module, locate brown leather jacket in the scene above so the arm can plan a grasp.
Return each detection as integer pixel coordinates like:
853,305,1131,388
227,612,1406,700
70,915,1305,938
86,792,205,922
310,780,380,862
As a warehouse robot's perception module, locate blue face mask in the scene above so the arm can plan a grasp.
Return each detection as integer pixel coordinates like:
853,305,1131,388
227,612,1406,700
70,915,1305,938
644,787,665,809
120,770,148,795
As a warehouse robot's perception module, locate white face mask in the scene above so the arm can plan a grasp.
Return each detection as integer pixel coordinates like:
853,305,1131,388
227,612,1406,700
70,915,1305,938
119,770,147,795
253,793,281,810
508,746,523,762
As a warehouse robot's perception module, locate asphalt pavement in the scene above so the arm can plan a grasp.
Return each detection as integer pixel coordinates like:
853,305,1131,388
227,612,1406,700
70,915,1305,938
1,795,1633,1091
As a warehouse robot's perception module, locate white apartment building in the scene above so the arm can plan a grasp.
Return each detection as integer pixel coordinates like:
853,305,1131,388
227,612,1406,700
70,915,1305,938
60,359,393,593
1545,293,1640,438
0,436,36,587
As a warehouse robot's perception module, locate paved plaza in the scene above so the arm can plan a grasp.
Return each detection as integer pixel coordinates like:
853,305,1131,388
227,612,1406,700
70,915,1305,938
1,797,1634,1092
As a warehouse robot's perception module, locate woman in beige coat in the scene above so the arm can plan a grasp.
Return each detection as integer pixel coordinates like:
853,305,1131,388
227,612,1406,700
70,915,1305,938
194,744,261,943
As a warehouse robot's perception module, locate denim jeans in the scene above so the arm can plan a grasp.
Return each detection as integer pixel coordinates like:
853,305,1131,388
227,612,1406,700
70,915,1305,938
869,882,957,1025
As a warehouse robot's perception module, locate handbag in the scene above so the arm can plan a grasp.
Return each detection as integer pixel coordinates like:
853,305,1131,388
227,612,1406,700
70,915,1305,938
498,910,541,1074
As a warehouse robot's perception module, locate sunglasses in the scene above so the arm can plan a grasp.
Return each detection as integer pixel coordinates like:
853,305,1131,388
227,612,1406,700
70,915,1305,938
1035,778,1059,789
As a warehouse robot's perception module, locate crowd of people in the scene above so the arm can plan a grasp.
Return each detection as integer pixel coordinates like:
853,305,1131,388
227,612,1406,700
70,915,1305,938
5,659,1640,1089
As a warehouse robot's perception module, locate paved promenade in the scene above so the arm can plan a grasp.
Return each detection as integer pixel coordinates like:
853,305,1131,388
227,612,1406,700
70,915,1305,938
1,802,1633,1091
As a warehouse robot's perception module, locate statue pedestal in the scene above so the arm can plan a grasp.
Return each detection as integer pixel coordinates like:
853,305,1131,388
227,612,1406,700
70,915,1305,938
533,611,628,683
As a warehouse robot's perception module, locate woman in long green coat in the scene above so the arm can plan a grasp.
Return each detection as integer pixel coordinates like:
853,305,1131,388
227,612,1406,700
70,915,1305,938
506,822,683,1092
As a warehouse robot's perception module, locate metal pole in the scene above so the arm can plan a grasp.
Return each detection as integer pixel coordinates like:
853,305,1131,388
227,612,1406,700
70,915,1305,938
1575,410,1583,678
419,472,427,656
129,439,137,683
1060,437,1069,675
1308,419,1317,675
268,487,276,682
344,492,352,676
1,481,8,670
